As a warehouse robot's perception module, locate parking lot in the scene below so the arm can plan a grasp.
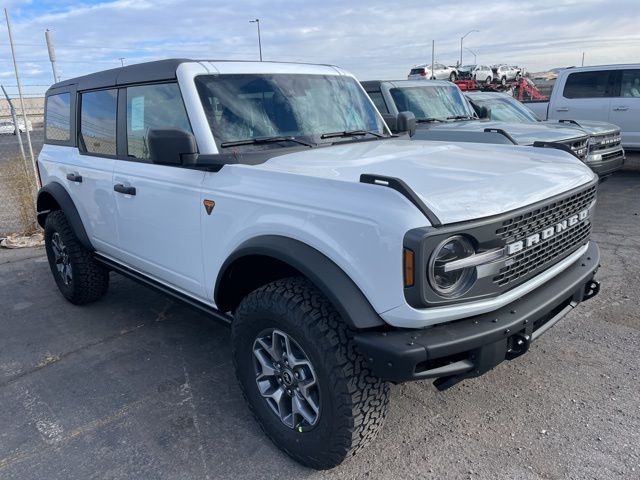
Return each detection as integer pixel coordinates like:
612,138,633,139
0,171,638,479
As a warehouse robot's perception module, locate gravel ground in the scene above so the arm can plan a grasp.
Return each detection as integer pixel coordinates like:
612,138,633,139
0,171,638,480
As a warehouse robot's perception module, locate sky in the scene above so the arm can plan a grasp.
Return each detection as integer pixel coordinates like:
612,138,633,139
0,0,638,98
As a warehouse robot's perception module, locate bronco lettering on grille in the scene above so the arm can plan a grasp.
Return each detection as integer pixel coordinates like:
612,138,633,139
506,209,589,255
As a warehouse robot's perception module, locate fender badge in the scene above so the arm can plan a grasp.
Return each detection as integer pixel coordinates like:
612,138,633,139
203,199,215,215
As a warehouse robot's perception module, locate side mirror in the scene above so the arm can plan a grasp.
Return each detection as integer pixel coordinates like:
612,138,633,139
381,111,416,137
397,111,416,137
148,128,198,165
477,106,491,119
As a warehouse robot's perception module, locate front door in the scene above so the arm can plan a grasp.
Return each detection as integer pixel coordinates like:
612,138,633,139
112,83,207,299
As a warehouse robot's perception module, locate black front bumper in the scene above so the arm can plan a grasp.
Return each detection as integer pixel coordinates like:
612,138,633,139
354,241,600,389
586,150,625,177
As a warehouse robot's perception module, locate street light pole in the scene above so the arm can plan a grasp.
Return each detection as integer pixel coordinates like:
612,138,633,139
465,47,477,64
460,29,479,66
250,19,262,61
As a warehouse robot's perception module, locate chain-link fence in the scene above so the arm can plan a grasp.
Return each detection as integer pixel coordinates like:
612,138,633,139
0,96,44,237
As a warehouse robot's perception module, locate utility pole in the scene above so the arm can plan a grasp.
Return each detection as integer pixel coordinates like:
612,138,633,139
249,19,262,61
460,29,479,67
4,8,37,189
45,29,60,83
581,52,585,67
119,57,125,67
431,40,434,79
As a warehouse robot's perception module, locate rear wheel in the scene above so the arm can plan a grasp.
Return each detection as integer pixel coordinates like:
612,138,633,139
450,72,457,81
501,76,507,86
232,277,389,469
485,76,492,85
44,210,109,304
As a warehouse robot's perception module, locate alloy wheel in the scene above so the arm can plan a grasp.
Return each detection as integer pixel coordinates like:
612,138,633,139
51,232,72,285
252,329,320,430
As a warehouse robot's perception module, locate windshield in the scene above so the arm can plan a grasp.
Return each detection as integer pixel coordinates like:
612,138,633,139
461,65,476,71
471,96,540,123
195,74,386,149
389,85,474,121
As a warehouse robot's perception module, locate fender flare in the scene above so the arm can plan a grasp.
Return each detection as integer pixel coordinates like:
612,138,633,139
36,182,94,251
215,235,385,329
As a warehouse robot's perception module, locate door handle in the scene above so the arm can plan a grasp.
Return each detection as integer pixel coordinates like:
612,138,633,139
66,172,82,183
114,184,136,196
613,106,629,111
556,107,569,112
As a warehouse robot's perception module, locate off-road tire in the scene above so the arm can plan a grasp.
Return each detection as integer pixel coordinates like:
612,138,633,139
231,277,389,469
44,210,109,304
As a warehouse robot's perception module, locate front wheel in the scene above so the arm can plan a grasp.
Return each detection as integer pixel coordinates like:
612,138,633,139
450,72,457,81
501,76,507,86
232,277,389,469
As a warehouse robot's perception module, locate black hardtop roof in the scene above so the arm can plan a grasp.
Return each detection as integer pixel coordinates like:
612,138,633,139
47,58,192,94
46,58,342,95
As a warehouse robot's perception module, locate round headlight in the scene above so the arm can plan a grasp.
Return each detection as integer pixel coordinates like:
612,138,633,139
428,235,476,298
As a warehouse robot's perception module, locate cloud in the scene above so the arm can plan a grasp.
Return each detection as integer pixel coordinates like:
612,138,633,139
0,0,637,94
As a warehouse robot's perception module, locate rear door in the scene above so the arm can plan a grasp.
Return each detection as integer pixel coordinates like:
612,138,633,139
112,82,207,298
609,68,640,148
64,89,120,256
552,69,615,122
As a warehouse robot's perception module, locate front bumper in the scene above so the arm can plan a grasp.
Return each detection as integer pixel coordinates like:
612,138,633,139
586,148,625,177
354,241,600,388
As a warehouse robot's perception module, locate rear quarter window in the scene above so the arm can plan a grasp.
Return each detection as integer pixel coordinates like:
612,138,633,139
45,93,71,142
563,70,614,99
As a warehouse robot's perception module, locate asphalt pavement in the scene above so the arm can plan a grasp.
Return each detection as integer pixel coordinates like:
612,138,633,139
0,171,638,479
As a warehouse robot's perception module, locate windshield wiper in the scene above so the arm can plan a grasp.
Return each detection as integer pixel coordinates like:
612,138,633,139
416,118,445,123
320,129,385,139
446,115,475,120
220,136,316,148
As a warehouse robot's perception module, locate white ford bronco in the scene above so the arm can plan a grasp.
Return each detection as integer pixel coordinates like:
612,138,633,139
37,59,601,469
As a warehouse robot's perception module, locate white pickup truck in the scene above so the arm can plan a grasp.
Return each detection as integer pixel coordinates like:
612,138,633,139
526,64,640,150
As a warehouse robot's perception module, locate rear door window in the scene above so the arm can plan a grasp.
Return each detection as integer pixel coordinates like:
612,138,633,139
45,93,71,142
125,83,192,160
368,91,389,114
79,89,117,156
620,69,640,97
563,70,615,99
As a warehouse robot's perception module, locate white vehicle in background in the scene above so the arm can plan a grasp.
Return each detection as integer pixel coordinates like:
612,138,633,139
0,118,33,134
493,64,522,85
408,63,457,81
457,64,493,84
525,64,640,150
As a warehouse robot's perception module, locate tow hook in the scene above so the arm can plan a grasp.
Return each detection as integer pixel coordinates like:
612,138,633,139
506,333,531,360
582,280,600,301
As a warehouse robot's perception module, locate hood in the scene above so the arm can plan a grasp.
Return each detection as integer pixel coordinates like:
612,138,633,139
542,119,619,136
251,139,595,225
418,119,588,145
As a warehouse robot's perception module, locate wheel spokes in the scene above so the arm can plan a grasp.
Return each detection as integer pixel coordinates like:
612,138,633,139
252,329,320,429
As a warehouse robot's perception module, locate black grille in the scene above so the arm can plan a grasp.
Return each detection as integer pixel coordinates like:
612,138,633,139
493,184,597,287
591,132,622,152
493,220,591,286
495,184,596,242
562,137,589,160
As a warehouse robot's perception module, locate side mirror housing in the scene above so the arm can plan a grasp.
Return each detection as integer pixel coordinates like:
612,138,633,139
477,106,491,119
148,128,198,165
381,111,416,137
397,111,417,137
